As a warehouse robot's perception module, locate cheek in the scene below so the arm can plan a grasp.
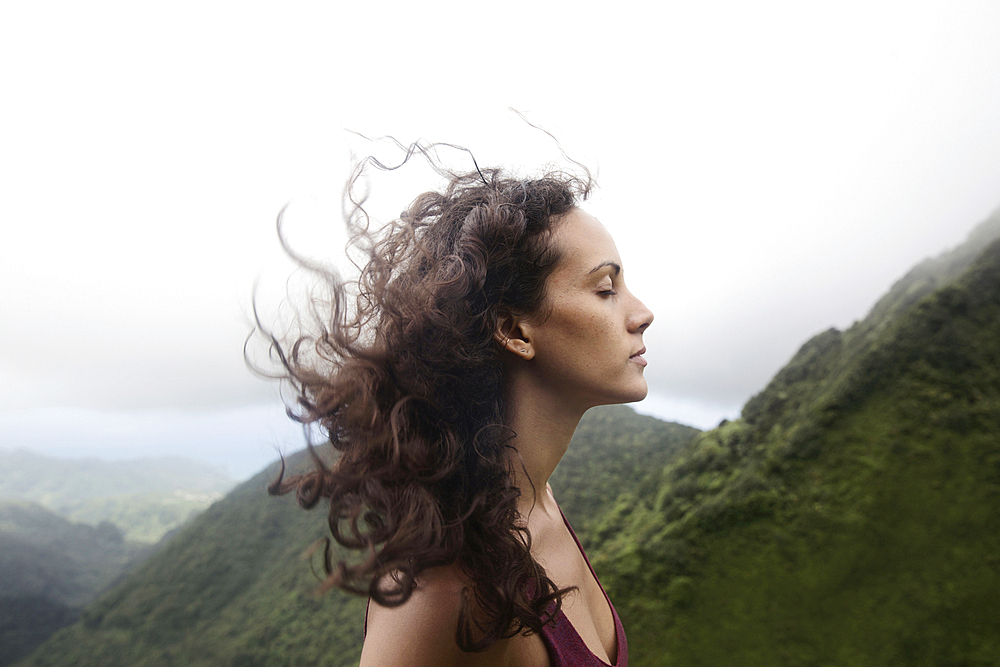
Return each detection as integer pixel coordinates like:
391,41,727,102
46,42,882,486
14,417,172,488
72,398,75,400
545,305,602,349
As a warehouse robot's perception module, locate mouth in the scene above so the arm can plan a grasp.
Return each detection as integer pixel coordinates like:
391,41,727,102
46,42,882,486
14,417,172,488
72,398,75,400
630,347,647,367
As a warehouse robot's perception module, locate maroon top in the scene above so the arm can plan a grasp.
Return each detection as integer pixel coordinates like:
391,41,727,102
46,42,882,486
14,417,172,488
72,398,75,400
538,510,628,667
363,511,628,666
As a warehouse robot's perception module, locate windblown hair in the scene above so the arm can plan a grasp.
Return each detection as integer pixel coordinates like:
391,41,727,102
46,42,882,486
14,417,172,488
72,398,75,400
262,144,593,652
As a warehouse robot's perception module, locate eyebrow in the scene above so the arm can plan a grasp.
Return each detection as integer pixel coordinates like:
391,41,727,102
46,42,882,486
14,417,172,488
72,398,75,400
588,261,621,276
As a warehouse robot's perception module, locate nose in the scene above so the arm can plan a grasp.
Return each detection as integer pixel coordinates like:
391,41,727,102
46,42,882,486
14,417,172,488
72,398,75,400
628,293,654,334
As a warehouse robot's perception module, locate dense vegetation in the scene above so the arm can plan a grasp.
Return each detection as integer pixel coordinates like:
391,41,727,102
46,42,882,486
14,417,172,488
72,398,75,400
0,451,237,663
550,406,700,541
17,208,1000,666
16,410,696,667
588,213,1000,665
17,455,369,667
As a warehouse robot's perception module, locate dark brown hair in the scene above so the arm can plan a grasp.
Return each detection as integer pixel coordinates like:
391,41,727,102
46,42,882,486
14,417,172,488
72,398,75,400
261,143,593,651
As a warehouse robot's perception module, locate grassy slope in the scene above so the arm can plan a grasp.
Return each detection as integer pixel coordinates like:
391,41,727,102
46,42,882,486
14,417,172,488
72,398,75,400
21,407,695,667
592,232,1000,665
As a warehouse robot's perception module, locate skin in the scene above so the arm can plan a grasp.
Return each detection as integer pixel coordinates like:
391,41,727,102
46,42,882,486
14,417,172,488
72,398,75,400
360,208,654,667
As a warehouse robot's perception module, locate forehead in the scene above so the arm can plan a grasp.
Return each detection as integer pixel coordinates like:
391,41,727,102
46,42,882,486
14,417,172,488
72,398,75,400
549,209,621,276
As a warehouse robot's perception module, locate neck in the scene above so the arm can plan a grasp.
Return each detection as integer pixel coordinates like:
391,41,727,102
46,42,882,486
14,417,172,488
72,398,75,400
504,377,587,517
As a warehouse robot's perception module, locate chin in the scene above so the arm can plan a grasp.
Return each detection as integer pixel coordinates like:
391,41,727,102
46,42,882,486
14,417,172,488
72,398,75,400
629,387,649,403
607,382,649,406
629,376,649,400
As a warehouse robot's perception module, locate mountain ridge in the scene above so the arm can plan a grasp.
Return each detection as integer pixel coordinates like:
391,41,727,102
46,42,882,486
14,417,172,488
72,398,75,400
19,408,696,667
0,449,235,543
0,501,157,667
17,205,1000,666
741,204,1000,457
586,208,1000,665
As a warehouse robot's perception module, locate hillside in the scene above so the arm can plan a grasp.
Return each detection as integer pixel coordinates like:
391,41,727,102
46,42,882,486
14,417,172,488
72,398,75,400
588,211,1000,665
18,454,367,667
0,502,152,666
19,407,695,667
551,405,700,542
0,451,234,543
0,453,237,664
19,206,1000,666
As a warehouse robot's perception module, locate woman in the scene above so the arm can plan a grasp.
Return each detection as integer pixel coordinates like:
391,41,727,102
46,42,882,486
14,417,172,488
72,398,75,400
268,147,653,666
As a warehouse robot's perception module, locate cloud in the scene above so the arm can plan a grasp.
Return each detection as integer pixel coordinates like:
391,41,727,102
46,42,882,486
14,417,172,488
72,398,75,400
3,0,1000,459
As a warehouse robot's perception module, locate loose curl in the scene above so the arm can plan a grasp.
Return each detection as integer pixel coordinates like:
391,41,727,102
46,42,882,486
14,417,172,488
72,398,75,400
260,143,593,652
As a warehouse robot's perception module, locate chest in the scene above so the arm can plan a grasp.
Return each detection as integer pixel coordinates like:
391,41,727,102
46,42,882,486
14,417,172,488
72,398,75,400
522,522,619,666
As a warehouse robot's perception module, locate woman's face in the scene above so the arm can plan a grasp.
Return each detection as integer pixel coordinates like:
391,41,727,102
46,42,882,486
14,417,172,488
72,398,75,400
521,208,654,410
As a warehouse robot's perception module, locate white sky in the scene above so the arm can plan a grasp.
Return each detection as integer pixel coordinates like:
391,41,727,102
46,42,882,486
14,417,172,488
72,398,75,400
3,0,1000,477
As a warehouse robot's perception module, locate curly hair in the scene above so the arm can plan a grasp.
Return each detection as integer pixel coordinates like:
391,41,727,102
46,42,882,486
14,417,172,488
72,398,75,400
262,144,594,652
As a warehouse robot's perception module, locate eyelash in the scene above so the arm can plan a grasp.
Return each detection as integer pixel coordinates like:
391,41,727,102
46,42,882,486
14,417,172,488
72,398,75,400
599,289,618,297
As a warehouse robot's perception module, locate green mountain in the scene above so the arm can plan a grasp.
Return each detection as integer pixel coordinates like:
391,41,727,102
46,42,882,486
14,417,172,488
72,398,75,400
19,206,1000,666
588,209,1000,665
0,451,234,543
551,405,700,543
17,411,697,667
16,454,368,667
0,502,152,666
0,453,237,664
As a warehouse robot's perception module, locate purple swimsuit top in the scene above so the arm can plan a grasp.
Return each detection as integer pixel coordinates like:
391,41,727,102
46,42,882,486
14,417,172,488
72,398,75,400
538,510,628,667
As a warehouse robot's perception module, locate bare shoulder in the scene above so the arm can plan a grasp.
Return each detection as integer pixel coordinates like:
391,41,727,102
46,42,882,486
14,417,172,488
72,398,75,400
360,565,526,667
360,565,466,667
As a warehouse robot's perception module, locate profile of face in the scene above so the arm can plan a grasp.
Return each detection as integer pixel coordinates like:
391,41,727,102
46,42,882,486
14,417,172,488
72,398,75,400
517,208,654,410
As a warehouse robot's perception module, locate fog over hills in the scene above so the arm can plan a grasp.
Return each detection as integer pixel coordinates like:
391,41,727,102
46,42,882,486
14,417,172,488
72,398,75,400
16,212,1000,665
0,450,236,543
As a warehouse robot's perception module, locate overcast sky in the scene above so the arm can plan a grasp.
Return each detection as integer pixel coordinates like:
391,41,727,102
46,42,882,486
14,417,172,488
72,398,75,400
3,1,1000,478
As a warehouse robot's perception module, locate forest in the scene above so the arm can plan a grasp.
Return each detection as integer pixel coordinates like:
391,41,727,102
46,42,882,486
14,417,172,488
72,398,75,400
0,454,233,665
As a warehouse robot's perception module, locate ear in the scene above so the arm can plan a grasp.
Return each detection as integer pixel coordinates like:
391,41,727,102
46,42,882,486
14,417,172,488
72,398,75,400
494,311,534,360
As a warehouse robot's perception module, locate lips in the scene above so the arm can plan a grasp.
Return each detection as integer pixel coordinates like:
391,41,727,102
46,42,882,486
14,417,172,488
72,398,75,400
630,347,647,367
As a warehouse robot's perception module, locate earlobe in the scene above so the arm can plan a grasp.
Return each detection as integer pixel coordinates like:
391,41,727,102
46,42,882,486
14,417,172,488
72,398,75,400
494,313,534,359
